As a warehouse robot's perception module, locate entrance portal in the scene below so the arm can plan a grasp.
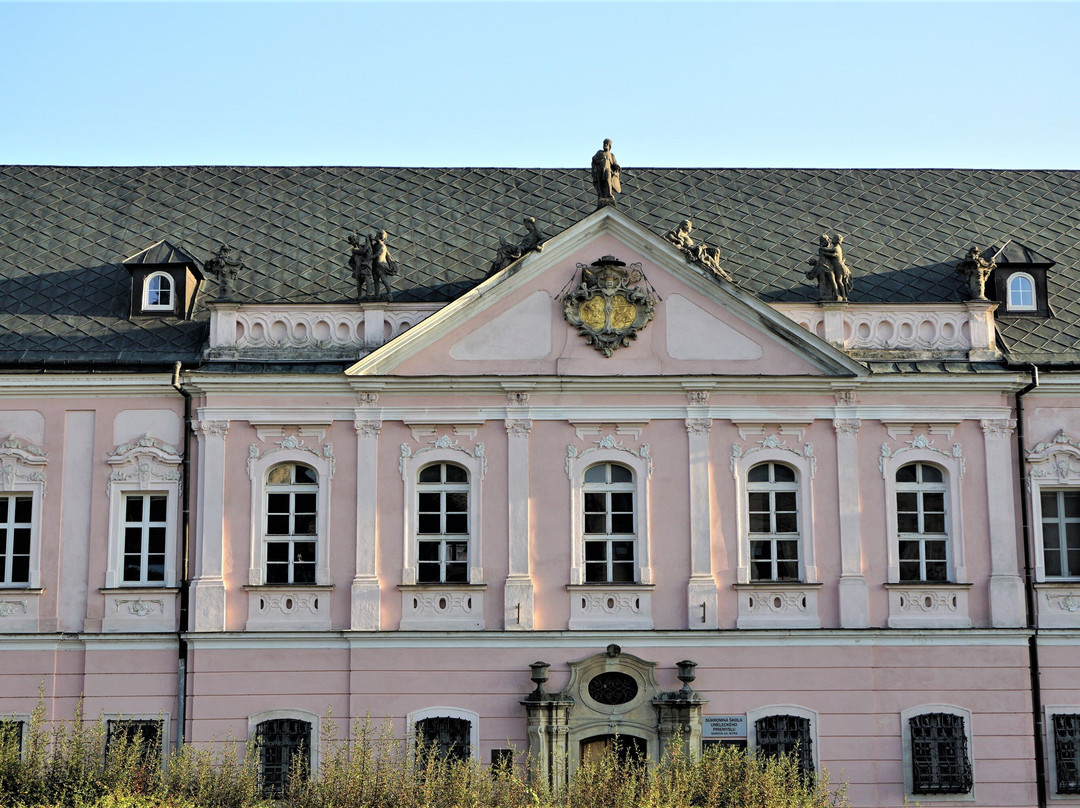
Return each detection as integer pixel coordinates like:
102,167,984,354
580,734,646,765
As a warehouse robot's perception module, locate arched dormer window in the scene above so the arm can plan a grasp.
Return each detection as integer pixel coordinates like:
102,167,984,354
1007,272,1036,311
142,272,174,311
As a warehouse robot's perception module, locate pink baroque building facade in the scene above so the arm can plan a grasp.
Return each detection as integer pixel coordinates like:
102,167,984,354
1,164,1080,806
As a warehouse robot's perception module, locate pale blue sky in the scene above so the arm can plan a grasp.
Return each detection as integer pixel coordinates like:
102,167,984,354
1,1,1078,168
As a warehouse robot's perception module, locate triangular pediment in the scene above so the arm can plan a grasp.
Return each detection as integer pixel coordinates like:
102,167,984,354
346,207,864,378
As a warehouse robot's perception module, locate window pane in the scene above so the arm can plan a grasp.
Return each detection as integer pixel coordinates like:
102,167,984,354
12,529,30,555
1043,491,1061,517
611,562,635,583
583,492,605,513
896,465,918,483
1068,549,1080,577
899,540,920,560
896,492,918,512
776,560,799,580
418,541,440,561
751,561,773,581
897,513,919,533
609,492,633,512
293,514,316,535
418,465,441,483
1045,547,1063,577
148,527,166,554
610,513,633,534
265,563,288,584
925,540,947,560
750,540,771,560
0,498,7,520
923,513,946,533
147,558,165,582
294,465,317,485
123,558,142,582
1045,523,1062,551
923,492,944,512
15,497,31,522
774,492,796,511
125,496,144,521
773,464,796,482
774,512,797,533
776,540,799,560
748,492,770,512
148,496,167,521
748,513,770,533
583,465,606,483
447,542,468,561
747,464,770,482
611,541,634,561
444,513,467,534
266,515,291,535
899,561,921,581
585,562,606,583
444,464,467,483
584,514,606,534
1065,492,1080,518
584,542,606,561
267,465,291,485
609,464,633,483
925,560,948,581
293,563,316,584
444,563,468,583
417,513,440,534
125,527,142,553
418,563,439,583
445,492,468,513
293,493,317,513
266,494,291,514
418,492,440,512
920,465,943,484
266,542,289,562
294,542,316,562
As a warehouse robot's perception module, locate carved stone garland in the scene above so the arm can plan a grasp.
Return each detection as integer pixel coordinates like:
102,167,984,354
248,435,335,480
566,434,653,479
106,434,182,498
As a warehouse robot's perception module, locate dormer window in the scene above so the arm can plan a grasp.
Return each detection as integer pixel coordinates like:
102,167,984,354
1006,273,1036,311
143,272,175,311
123,239,203,319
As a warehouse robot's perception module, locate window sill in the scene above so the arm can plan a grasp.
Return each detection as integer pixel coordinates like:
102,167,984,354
567,584,653,630
245,585,333,631
400,585,485,630
885,582,972,628
1035,583,1080,628
734,582,821,629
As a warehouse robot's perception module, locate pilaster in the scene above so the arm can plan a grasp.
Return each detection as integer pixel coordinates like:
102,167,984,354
505,395,534,629
982,417,1024,627
191,419,228,631
352,396,382,630
834,412,869,627
685,390,717,629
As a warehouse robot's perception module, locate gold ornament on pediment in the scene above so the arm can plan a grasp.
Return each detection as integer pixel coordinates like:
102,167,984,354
562,255,656,357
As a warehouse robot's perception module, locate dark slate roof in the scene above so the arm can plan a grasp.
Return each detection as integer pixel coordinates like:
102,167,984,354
1,165,1079,366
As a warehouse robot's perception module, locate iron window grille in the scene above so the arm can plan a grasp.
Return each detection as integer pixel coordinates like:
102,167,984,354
582,462,635,584
416,463,469,584
0,494,32,585
896,463,949,582
909,712,973,794
1041,491,1080,578
106,719,162,764
755,714,813,778
415,716,471,761
1054,713,1080,794
255,718,311,797
747,462,800,581
264,463,318,585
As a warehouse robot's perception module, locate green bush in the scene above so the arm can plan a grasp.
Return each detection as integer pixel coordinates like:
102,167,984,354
0,708,847,808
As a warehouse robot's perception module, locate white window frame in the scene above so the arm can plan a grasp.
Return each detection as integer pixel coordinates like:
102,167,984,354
900,704,975,802
581,461,637,585
733,448,816,584
142,272,174,311
568,447,651,586
415,461,471,585
1006,272,1037,312
0,437,47,590
105,437,181,589
1036,489,1080,581
746,461,802,582
894,461,950,583
401,447,483,586
262,462,320,586
248,450,332,587
248,708,320,778
1046,705,1080,798
883,452,966,583
406,706,479,763
746,704,819,773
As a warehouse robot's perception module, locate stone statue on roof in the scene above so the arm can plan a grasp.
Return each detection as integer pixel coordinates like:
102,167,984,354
955,246,996,301
806,233,852,302
488,216,547,276
664,218,731,281
204,244,246,301
591,139,621,209
348,229,397,301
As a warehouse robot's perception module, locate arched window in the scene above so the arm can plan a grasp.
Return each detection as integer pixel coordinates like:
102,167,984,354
1007,273,1036,311
896,462,949,582
417,462,470,584
142,272,174,310
264,463,318,585
254,717,311,796
747,462,800,582
583,462,636,584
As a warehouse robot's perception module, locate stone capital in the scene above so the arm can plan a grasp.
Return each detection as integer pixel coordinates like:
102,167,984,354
833,418,861,436
981,418,1017,438
685,418,712,436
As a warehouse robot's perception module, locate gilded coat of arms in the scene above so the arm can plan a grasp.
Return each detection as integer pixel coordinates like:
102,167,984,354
562,255,656,357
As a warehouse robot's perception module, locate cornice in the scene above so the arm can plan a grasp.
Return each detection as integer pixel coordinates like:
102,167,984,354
0,374,181,398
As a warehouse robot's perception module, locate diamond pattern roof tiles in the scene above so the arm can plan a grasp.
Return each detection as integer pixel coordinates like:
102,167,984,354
1,165,1079,365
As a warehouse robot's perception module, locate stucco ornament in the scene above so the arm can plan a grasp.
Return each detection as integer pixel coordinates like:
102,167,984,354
247,435,335,480
565,434,653,478
562,256,656,357
1027,429,1080,486
0,434,48,496
399,435,487,480
878,434,965,477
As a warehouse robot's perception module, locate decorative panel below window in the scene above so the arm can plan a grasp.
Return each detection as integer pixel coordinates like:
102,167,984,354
909,712,973,794
416,716,470,761
755,714,813,778
1055,713,1080,794
256,718,311,797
